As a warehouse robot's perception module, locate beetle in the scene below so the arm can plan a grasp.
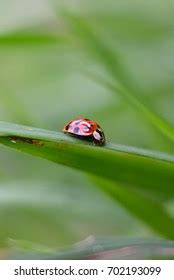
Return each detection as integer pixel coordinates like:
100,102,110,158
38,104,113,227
63,118,106,146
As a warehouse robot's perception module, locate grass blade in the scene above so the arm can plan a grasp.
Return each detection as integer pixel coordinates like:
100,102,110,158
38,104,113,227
0,122,174,198
1,122,174,237
0,31,65,46
7,238,174,260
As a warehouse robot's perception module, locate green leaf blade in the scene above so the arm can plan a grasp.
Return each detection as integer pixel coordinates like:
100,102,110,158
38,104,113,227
0,122,174,198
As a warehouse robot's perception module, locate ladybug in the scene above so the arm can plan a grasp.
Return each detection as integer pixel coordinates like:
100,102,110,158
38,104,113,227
63,118,106,146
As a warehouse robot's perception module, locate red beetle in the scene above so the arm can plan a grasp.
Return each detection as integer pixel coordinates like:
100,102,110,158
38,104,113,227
63,118,106,146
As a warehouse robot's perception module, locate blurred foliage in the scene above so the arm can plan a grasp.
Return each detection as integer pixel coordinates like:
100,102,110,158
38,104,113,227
0,0,174,259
